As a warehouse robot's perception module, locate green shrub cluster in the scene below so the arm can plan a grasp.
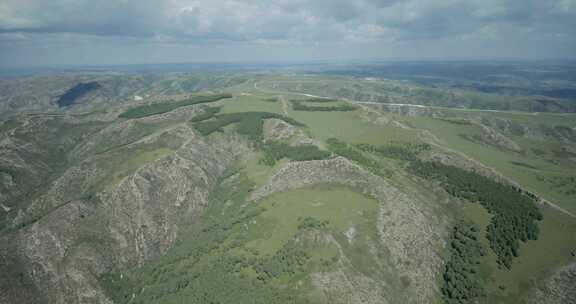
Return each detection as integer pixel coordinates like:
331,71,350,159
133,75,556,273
442,221,486,303
253,240,309,281
193,112,304,140
119,93,232,119
260,141,331,166
409,161,542,269
291,100,356,112
326,138,390,177
297,217,329,230
189,106,221,122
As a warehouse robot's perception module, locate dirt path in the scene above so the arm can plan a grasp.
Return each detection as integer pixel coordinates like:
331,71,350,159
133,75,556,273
279,95,289,115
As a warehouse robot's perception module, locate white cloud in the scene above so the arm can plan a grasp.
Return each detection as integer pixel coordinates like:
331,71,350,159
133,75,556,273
0,0,574,66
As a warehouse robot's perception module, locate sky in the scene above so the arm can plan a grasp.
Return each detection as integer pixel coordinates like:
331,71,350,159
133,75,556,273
0,0,575,67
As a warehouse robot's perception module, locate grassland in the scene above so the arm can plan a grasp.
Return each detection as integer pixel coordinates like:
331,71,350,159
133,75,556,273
288,108,418,144
247,187,378,255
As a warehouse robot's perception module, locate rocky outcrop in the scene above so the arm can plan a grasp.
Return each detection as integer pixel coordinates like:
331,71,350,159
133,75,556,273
2,125,248,304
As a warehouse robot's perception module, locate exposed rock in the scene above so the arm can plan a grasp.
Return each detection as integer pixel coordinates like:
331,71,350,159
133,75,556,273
6,127,248,303
263,119,298,141
263,118,321,147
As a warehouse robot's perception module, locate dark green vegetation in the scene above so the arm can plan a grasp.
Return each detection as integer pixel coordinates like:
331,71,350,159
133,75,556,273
409,161,542,269
118,93,232,119
441,221,487,304
291,100,356,112
193,111,303,140
260,141,331,166
102,170,329,304
57,82,102,107
191,108,331,165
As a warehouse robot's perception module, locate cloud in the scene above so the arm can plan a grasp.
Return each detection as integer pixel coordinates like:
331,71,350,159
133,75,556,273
0,0,572,42
0,0,574,66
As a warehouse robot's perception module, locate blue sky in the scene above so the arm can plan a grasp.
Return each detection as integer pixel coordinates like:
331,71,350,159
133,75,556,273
1,0,575,67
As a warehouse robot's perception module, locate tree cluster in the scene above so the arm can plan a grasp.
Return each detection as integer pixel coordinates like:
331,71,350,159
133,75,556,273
442,221,486,304
260,141,331,166
193,112,304,140
409,161,542,269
